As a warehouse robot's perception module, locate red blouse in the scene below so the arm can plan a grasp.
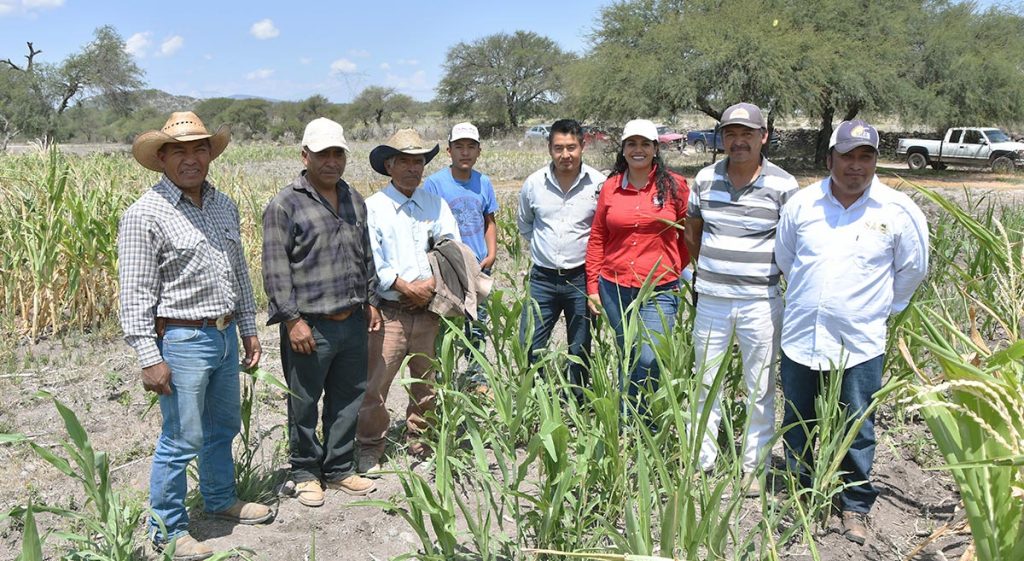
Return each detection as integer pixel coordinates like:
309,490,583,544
586,166,690,294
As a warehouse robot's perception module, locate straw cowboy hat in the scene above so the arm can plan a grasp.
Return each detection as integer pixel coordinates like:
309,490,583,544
132,111,231,172
369,128,439,176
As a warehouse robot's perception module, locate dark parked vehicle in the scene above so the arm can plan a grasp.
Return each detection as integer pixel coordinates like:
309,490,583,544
687,127,781,153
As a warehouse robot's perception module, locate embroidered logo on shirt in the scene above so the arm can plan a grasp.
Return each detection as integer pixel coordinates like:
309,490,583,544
863,220,889,235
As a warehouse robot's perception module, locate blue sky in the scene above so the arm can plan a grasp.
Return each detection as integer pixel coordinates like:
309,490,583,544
0,0,610,102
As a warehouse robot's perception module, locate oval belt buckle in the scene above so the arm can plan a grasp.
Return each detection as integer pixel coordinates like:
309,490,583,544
215,315,228,331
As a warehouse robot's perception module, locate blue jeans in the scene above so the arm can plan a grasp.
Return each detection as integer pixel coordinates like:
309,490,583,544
281,314,367,483
519,266,592,398
780,352,883,514
150,323,241,542
598,277,679,406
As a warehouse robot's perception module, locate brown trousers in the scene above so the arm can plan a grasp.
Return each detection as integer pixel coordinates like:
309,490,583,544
356,304,440,455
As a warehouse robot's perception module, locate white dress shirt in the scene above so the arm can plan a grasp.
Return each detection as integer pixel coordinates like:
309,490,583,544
366,183,460,302
775,176,929,370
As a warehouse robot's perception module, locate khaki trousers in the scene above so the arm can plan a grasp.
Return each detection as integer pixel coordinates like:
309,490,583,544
356,303,440,455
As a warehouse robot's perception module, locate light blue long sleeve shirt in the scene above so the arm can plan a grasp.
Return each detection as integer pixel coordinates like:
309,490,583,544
366,183,461,302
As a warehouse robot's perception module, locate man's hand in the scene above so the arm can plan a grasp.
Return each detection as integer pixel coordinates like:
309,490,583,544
286,318,316,355
142,362,173,395
480,255,496,271
242,335,262,369
587,294,602,316
396,277,435,309
366,305,382,332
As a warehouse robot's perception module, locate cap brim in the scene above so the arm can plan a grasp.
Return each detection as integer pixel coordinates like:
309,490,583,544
369,144,440,176
132,125,231,172
720,119,763,129
832,140,878,154
304,140,350,153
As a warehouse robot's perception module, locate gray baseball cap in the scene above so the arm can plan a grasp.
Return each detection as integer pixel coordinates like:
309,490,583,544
719,103,766,129
829,120,879,153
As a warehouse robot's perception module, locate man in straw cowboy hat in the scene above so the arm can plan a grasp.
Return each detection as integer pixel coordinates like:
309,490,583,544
119,111,273,559
356,128,460,474
262,117,380,507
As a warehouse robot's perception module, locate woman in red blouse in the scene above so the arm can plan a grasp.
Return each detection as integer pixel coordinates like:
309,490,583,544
586,119,690,410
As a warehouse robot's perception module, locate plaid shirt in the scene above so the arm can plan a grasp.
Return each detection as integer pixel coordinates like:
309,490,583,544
118,176,258,368
262,172,380,325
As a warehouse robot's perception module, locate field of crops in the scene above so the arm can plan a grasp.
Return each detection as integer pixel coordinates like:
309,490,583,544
0,143,1022,561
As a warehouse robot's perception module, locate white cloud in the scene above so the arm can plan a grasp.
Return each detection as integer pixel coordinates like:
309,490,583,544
396,58,419,66
348,49,370,58
246,68,274,80
159,35,184,56
379,62,391,70
203,53,214,60
0,0,63,15
299,57,312,65
124,32,151,57
250,18,279,40
0,1,16,15
330,58,357,75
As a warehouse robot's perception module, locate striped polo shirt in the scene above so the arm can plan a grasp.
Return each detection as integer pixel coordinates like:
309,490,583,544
688,158,799,298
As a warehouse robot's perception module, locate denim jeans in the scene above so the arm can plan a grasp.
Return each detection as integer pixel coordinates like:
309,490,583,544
150,323,241,542
519,266,592,398
598,277,679,408
780,352,883,514
281,314,367,484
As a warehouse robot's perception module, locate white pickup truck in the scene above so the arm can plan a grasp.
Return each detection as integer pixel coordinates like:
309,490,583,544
896,127,1024,172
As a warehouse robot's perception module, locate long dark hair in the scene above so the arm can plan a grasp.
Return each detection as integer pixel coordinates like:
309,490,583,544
610,142,680,207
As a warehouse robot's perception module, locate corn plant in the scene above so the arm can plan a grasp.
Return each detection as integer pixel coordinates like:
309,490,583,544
896,183,1024,561
0,391,148,560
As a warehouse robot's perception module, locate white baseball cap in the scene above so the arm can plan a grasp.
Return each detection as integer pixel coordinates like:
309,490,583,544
621,119,659,142
302,117,350,153
449,122,480,143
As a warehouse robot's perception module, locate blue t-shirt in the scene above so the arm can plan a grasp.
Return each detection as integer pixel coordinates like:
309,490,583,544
423,168,499,263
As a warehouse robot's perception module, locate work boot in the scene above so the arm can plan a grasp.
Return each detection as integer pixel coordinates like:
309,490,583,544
294,480,325,507
325,474,377,496
206,500,274,524
156,533,213,561
358,451,384,477
841,511,869,545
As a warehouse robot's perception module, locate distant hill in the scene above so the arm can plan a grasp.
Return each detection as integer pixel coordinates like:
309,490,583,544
225,94,284,103
133,89,200,111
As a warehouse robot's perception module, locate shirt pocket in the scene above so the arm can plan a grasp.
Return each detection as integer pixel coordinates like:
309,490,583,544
855,230,893,271
168,233,207,278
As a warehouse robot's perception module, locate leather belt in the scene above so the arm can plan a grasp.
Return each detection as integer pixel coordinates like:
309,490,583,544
320,309,354,322
533,264,586,277
156,314,233,337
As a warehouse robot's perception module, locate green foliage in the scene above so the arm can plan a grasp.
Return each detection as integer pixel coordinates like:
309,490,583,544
347,86,416,128
437,30,573,127
898,184,1024,561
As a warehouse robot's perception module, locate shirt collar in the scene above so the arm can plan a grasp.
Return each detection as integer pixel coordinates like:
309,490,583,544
382,182,425,211
544,162,594,194
296,170,347,196
155,175,215,208
618,165,657,191
719,156,768,189
821,175,881,210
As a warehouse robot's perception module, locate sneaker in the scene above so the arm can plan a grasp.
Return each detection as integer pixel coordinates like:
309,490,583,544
358,452,384,477
841,511,869,545
155,533,213,561
206,500,274,524
294,480,325,507
742,473,762,498
325,474,377,496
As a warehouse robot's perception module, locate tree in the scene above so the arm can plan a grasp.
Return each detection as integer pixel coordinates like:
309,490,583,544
571,0,927,163
348,86,414,127
221,99,271,140
436,31,572,127
0,26,144,143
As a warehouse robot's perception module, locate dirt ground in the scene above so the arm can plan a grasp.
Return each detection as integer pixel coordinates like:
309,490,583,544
0,152,1021,560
